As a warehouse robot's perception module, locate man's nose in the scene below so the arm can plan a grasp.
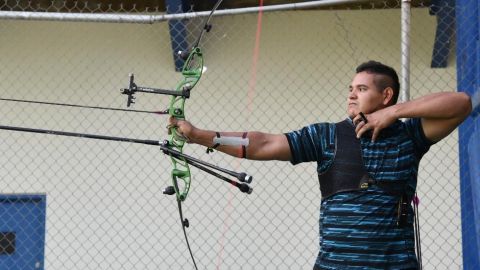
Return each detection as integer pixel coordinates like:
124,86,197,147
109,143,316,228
348,89,357,99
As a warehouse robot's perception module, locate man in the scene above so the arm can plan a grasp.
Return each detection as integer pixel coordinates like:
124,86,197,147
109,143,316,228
169,61,472,269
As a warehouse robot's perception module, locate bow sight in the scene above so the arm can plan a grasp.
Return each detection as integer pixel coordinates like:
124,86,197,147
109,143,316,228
121,73,192,109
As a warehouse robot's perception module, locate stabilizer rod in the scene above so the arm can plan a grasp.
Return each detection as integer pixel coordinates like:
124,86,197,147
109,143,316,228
0,124,253,187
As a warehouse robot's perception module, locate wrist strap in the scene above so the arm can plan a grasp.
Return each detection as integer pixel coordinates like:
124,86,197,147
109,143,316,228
241,132,247,158
206,132,221,154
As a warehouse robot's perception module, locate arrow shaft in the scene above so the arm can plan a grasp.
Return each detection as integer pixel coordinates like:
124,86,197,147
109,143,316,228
0,97,166,114
0,124,160,145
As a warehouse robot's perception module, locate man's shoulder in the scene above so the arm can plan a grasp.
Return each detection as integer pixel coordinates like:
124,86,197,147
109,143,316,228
298,121,337,133
382,118,418,136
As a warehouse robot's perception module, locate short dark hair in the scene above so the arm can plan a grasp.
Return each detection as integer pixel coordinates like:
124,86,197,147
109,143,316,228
355,60,400,105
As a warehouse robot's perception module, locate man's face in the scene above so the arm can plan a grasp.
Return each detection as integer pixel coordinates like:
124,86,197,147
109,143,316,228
347,71,386,118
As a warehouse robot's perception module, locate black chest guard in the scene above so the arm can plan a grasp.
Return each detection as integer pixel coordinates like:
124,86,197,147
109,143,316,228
318,120,407,200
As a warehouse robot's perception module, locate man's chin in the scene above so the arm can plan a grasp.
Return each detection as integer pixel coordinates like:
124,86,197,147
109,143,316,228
347,110,356,119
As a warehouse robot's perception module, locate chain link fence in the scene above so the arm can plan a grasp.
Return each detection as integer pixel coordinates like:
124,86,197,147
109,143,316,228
0,0,477,269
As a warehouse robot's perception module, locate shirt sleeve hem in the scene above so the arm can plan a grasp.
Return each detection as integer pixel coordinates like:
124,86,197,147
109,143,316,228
284,133,299,165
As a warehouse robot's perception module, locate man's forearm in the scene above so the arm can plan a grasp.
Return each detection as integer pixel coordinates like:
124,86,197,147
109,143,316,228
189,129,246,158
390,92,472,120
189,128,258,159
388,92,471,142
189,128,290,161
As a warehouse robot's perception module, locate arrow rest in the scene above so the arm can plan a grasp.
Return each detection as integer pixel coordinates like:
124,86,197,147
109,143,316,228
180,84,192,98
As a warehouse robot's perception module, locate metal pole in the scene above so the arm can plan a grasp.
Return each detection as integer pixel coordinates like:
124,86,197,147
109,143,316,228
0,0,377,24
401,0,411,102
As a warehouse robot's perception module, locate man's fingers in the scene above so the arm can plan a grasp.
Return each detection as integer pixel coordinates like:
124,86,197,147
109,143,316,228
167,117,179,135
358,112,368,124
356,123,370,138
168,116,177,125
371,128,380,142
355,120,365,134
353,112,368,126
353,115,362,126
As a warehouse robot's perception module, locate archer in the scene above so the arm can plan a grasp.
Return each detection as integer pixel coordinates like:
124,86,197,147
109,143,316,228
169,60,472,269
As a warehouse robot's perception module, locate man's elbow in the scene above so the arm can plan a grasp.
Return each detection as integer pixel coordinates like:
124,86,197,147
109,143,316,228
458,92,472,118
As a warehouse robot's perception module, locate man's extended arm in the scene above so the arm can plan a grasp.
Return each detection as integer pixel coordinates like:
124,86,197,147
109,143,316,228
169,118,292,161
354,92,472,142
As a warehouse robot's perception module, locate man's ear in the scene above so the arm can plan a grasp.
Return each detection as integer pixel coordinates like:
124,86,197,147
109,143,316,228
382,87,394,105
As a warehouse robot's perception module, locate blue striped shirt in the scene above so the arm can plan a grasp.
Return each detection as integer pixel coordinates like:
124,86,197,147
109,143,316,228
286,118,433,269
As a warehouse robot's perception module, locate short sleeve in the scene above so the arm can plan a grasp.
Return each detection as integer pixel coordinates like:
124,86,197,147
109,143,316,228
404,118,435,160
284,123,332,165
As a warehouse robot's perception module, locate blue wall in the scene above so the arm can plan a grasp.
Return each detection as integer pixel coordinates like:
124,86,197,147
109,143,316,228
0,194,46,270
456,0,480,269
